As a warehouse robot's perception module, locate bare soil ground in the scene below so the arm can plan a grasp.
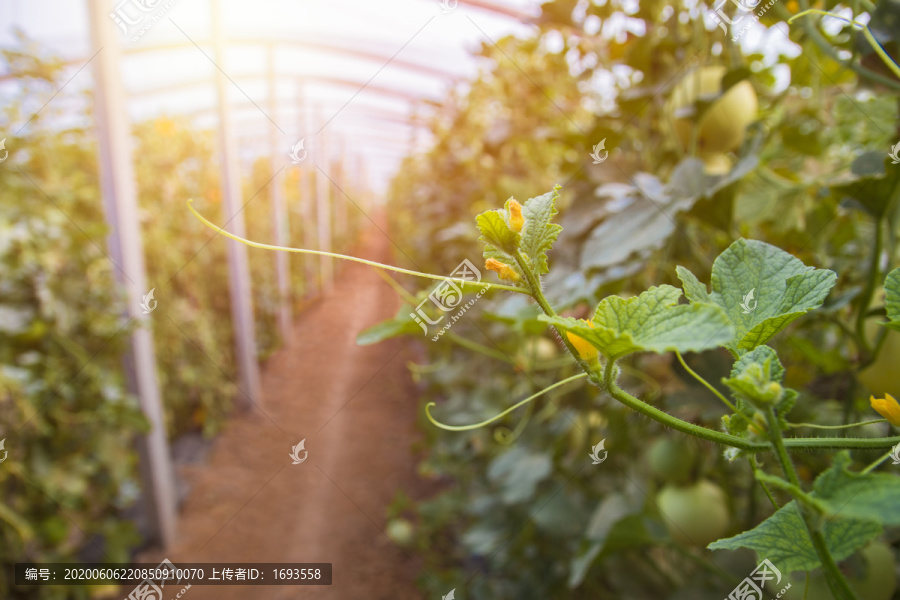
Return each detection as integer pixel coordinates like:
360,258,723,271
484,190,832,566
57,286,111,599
140,225,431,599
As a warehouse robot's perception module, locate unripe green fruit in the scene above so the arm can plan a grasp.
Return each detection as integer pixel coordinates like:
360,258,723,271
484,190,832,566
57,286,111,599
647,437,697,484
667,66,758,155
656,480,729,547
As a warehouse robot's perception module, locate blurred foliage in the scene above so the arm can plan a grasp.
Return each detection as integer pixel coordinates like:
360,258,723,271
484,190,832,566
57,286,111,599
382,0,900,598
0,35,346,597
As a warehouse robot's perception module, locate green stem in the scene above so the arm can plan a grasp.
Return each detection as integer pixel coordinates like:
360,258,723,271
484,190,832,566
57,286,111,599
604,361,767,451
446,332,516,364
750,456,780,510
789,9,900,80
862,449,895,474
788,419,886,429
763,407,858,600
856,216,884,357
783,435,900,450
675,350,738,412
424,373,588,431
511,249,600,378
777,5,900,89
188,200,528,295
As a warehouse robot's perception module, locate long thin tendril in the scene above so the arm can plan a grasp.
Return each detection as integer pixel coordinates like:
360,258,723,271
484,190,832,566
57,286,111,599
187,200,529,295
424,373,588,432
788,419,887,429
788,9,900,80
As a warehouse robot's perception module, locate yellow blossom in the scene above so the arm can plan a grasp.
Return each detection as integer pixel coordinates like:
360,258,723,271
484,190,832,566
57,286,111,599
871,394,900,426
508,199,525,233
485,258,520,282
566,319,599,361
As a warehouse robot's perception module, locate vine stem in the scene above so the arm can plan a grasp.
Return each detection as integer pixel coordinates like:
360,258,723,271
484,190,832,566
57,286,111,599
763,407,858,600
424,373,588,431
511,249,600,377
788,419,887,430
511,235,900,453
675,350,738,412
788,9,900,81
187,200,528,295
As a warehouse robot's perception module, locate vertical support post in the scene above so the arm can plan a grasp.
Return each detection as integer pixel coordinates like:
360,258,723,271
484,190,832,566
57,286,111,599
299,86,318,297
266,44,292,342
314,105,333,288
333,135,348,254
212,0,262,409
87,0,176,548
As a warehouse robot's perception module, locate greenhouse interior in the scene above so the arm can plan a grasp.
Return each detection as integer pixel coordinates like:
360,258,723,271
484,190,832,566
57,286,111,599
2,0,900,598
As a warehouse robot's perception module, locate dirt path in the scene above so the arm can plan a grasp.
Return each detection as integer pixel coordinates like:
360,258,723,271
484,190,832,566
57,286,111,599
142,223,430,599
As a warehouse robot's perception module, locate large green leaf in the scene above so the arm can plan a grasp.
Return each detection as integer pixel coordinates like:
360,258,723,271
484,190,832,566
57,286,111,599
812,452,900,525
540,285,733,361
676,239,837,354
710,453,900,570
884,267,900,331
708,501,881,572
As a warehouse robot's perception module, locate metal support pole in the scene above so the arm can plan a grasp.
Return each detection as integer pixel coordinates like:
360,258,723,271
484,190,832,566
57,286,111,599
87,0,176,548
267,44,292,341
314,105,333,287
333,135,348,252
299,88,318,297
212,0,262,409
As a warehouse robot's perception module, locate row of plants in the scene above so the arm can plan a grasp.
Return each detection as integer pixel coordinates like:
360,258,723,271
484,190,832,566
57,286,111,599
365,0,900,598
0,37,354,598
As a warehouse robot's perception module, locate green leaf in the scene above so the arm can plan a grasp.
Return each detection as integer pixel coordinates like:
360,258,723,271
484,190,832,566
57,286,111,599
831,153,900,220
812,452,900,526
540,285,733,361
730,345,785,382
884,267,900,331
476,202,525,283
708,501,881,572
355,306,425,345
487,447,552,504
476,208,520,256
676,239,837,353
519,188,563,276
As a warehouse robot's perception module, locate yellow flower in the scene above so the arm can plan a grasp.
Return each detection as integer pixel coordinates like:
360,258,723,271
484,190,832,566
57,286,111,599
485,258,520,282
508,198,525,233
566,319,599,361
871,394,900,426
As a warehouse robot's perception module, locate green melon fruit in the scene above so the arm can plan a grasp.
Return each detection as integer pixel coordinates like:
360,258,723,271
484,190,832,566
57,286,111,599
656,480,729,547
